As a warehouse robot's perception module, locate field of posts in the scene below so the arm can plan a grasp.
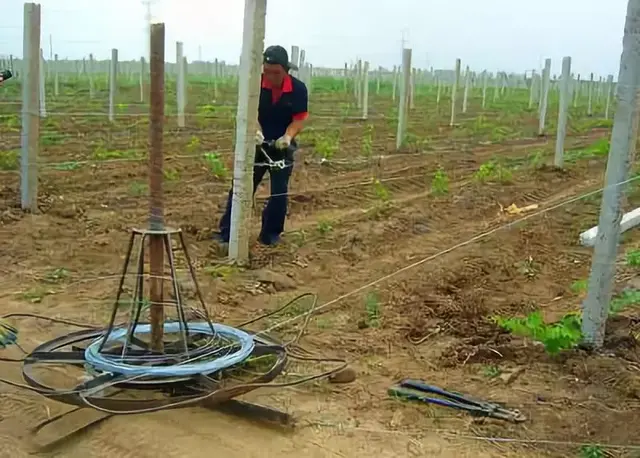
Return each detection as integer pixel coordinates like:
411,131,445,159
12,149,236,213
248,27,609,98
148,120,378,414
1,52,640,458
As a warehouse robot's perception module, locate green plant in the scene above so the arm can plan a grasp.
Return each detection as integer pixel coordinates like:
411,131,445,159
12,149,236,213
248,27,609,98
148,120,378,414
163,168,179,181
0,150,19,170
199,104,217,114
430,168,449,195
494,311,582,355
316,220,333,235
570,279,588,294
17,287,53,304
203,152,228,178
625,248,640,267
43,268,69,283
482,365,502,379
528,150,546,168
41,134,65,146
129,182,148,196
54,161,81,171
187,136,201,153
579,445,604,458
361,124,373,157
474,160,512,183
93,147,140,161
363,291,381,328
373,179,390,201
609,289,640,315
315,135,339,160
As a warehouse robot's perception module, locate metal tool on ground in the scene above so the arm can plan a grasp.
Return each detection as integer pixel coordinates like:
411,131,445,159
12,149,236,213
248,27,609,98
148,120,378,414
388,379,527,423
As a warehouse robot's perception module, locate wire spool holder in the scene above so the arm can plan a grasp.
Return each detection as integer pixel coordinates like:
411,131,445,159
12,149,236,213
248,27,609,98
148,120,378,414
15,24,296,449
1,24,350,451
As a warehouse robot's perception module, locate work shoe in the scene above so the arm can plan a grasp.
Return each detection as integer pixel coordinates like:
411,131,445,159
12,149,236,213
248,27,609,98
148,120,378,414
210,232,229,257
258,233,281,246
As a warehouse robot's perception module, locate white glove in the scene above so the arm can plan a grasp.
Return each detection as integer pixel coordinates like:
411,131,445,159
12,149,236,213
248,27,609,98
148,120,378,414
255,130,264,145
275,134,292,150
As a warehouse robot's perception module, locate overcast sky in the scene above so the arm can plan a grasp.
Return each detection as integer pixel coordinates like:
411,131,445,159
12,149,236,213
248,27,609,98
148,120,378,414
0,0,629,77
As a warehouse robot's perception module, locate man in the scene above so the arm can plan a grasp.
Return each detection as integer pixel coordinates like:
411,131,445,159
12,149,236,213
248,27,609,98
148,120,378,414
216,45,308,247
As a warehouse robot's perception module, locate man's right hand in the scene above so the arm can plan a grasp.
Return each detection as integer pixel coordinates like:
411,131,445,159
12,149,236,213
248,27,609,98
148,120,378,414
255,130,264,145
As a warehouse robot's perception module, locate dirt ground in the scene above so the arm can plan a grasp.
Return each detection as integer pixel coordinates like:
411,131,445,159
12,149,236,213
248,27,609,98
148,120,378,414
1,80,639,457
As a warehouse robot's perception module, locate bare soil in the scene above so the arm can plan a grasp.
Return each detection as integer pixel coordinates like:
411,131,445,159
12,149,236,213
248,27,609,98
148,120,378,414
0,82,637,457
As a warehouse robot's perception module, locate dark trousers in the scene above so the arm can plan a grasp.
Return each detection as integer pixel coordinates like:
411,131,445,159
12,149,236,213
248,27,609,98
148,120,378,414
218,146,294,245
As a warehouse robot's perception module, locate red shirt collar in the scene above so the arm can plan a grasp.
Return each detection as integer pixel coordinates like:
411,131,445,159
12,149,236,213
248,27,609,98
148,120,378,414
261,74,293,92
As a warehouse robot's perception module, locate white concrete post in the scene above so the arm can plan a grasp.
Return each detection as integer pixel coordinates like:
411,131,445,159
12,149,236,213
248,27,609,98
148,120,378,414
605,74,615,119
573,74,581,108
528,70,536,109
228,0,267,265
450,58,461,126
409,67,416,110
396,48,412,149
362,61,370,119
392,65,397,101
555,56,572,168
588,72,594,116
355,59,362,108
176,42,185,127
183,56,188,110
21,2,41,212
139,57,145,103
462,65,470,113
290,45,299,77
108,48,117,122
538,58,551,136
39,48,46,117
88,53,94,99
482,70,488,109
53,53,59,96
343,62,348,92
582,0,640,347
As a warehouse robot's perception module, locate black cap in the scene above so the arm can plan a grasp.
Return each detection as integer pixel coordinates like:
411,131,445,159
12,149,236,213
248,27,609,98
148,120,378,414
263,45,298,71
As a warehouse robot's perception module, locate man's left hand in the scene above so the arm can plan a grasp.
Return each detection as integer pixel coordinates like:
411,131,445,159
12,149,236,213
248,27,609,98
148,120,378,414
275,134,292,150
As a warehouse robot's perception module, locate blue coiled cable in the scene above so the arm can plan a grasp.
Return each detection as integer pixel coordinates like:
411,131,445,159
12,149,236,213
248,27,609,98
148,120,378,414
84,322,255,377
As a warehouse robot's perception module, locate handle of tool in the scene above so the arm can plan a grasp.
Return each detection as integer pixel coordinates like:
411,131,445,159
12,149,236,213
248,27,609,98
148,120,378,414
399,379,482,407
388,387,473,410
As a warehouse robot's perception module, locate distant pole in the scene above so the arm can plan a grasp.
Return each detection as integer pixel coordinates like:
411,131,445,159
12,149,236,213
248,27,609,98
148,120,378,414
588,72,595,116
481,70,488,108
362,61,370,120
528,70,536,109
290,45,299,78
148,22,166,350
450,58,461,126
228,0,267,265
538,58,551,136
462,65,470,113
176,42,185,127
605,74,614,119
582,0,640,348
39,48,46,118
554,56,572,168
395,48,412,149
108,48,118,122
